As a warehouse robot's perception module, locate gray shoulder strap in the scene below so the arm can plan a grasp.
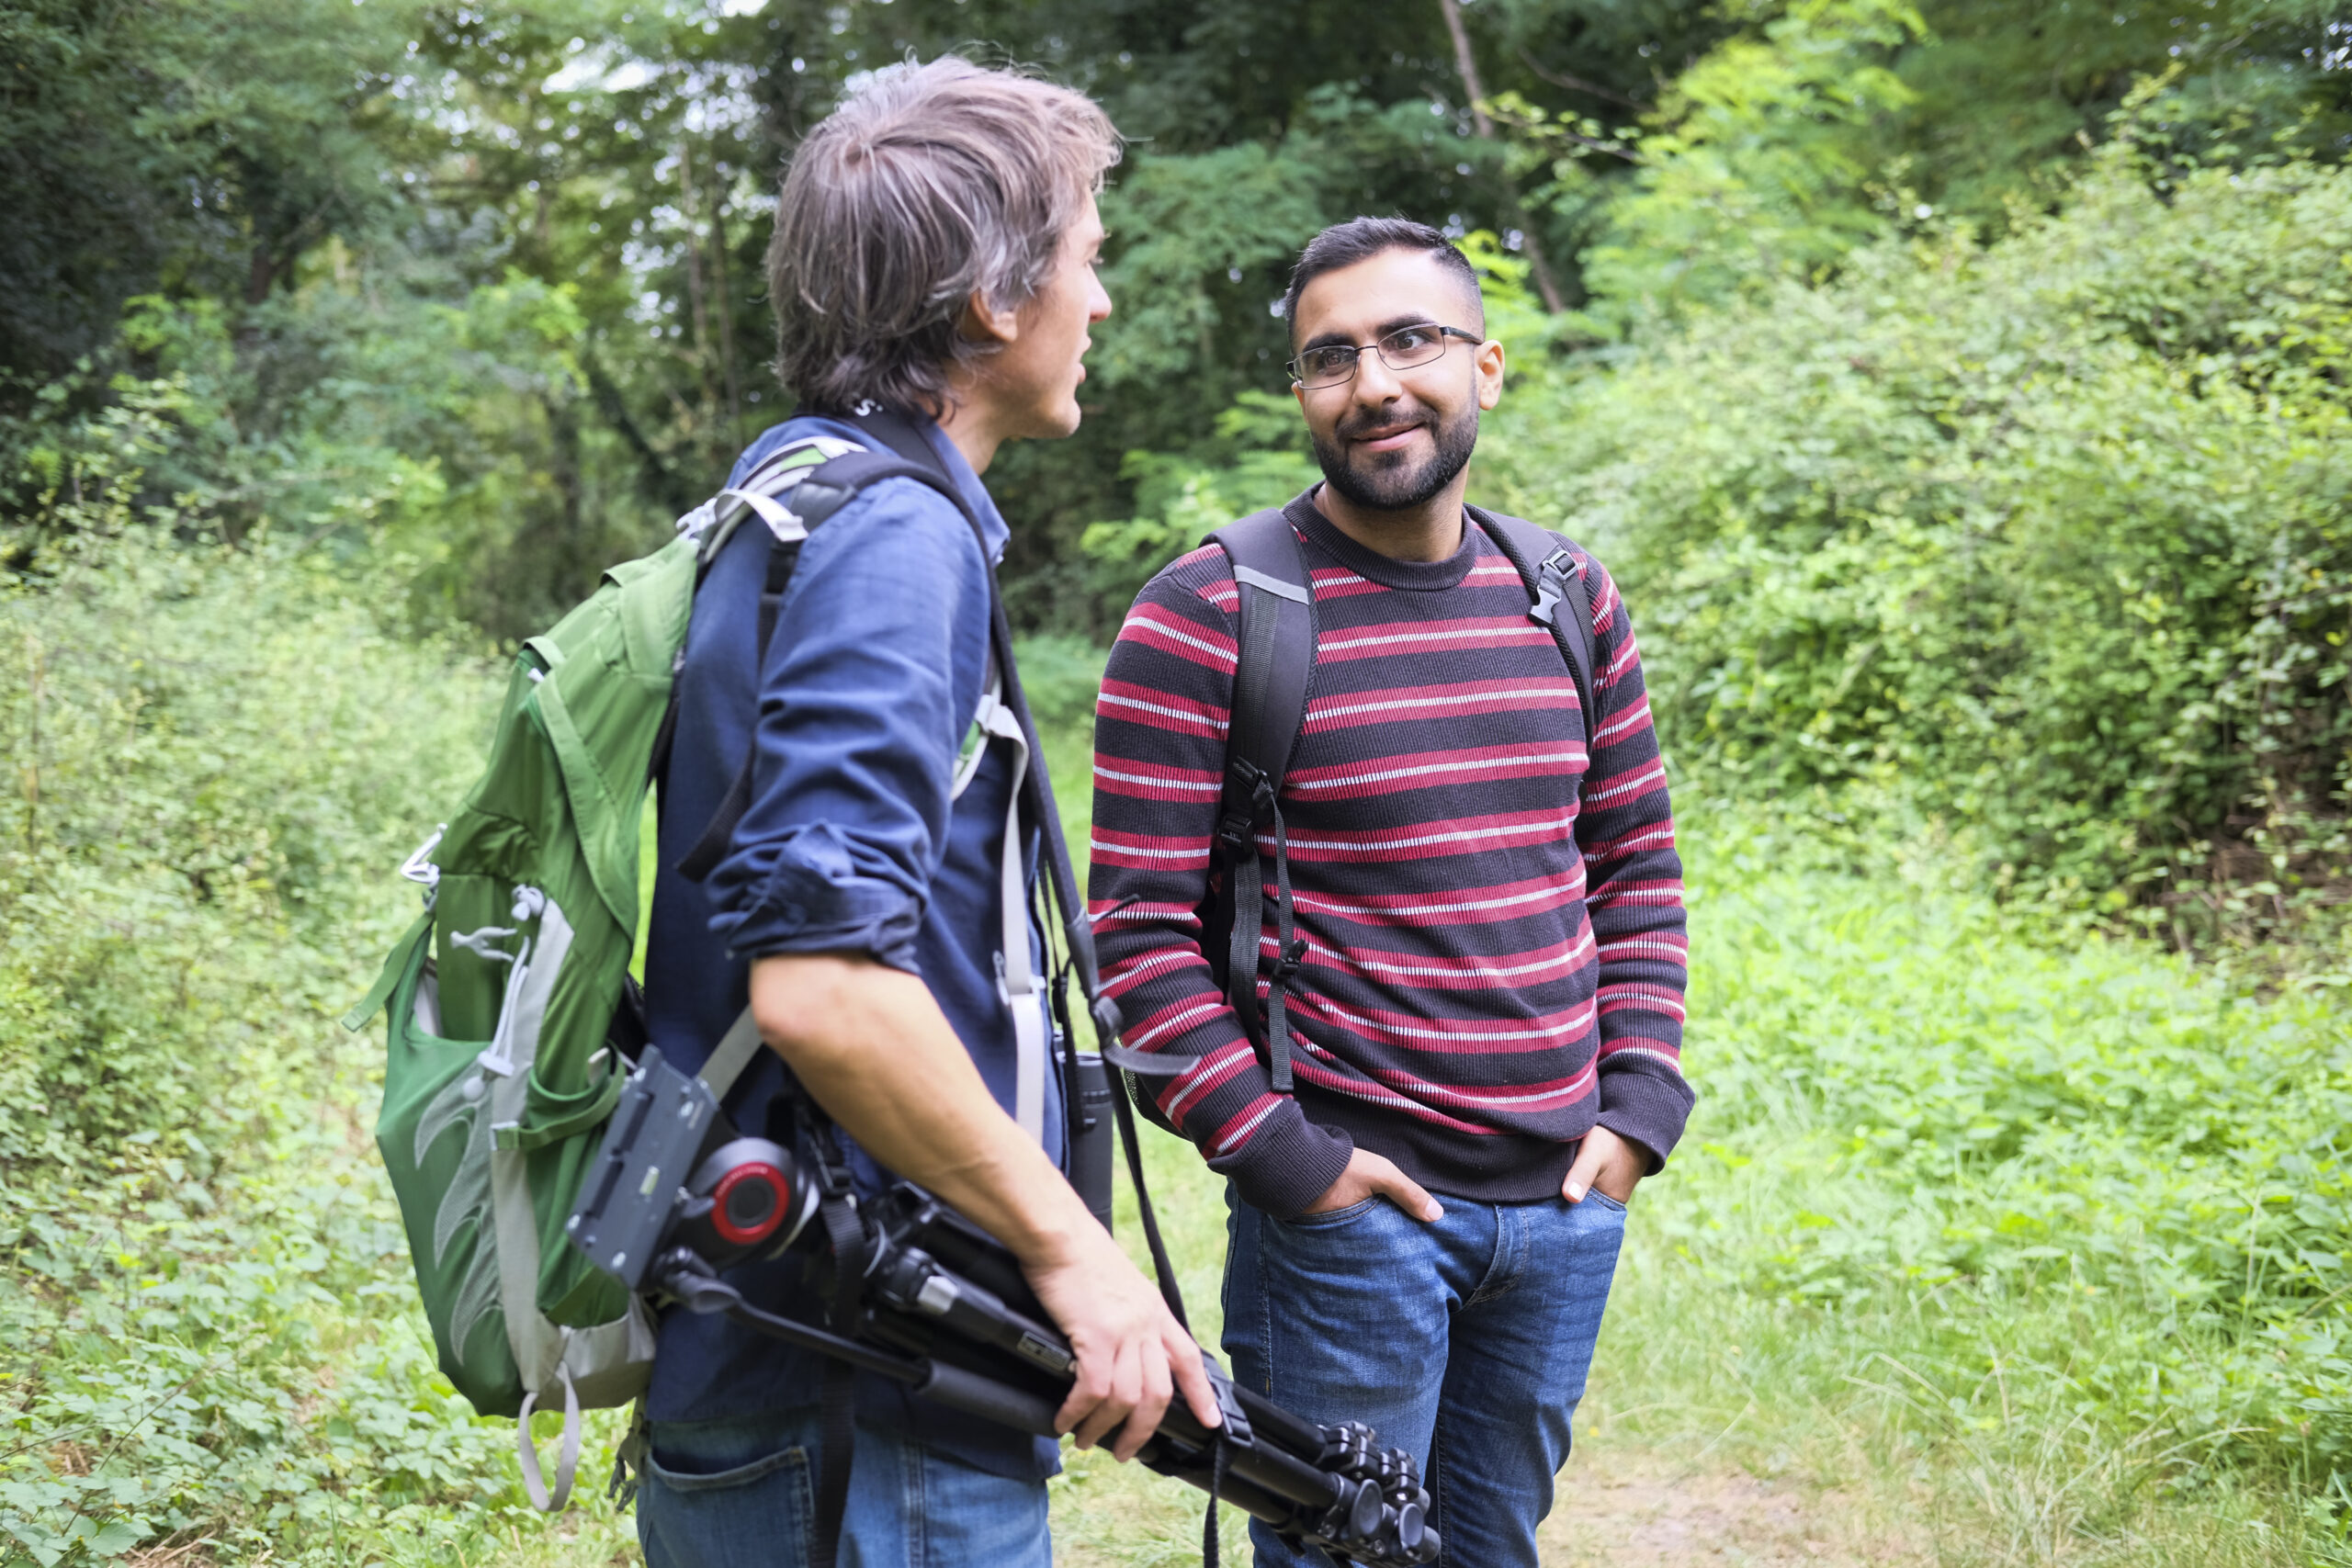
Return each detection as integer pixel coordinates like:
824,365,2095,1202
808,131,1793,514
1210,507,1319,800
698,1005,763,1098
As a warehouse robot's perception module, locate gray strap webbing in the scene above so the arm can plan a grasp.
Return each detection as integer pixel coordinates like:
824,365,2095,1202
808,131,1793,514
516,1364,582,1511
479,889,581,1512
972,682,1049,1142
699,1004,764,1099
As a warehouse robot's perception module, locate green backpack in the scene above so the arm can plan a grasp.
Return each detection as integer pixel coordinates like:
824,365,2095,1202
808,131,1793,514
345,432,953,1508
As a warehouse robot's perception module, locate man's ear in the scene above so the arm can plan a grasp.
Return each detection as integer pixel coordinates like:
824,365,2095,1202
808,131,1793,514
960,288,1022,347
1475,338,1506,412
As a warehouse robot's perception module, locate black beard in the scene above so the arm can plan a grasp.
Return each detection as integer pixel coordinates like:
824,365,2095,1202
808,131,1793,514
1312,400,1480,512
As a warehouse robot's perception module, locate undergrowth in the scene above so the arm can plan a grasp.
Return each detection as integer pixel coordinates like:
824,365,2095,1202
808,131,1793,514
0,529,586,1566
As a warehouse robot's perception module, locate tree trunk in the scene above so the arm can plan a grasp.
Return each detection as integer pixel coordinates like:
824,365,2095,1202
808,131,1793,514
706,160,743,439
677,142,718,444
1437,0,1566,313
245,243,277,305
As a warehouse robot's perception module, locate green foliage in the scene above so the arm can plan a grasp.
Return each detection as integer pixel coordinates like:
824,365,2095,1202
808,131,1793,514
8,0,2350,647
1079,392,1320,615
0,513,627,1562
1569,0,1928,317
0,523,492,1164
1493,138,2352,914
0,0,425,378
1661,807,2352,1485
0,1131,538,1566
1890,0,2352,223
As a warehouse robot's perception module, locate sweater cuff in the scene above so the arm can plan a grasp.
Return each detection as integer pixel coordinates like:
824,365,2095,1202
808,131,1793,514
1594,1059,1695,1173
1205,1102,1354,1219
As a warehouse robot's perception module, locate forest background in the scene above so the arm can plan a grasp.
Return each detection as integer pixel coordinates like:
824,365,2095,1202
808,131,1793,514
2,0,2350,1564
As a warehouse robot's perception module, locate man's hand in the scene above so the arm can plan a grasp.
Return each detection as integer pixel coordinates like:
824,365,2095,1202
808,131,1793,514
1023,1224,1222,1461
1301,1146,1443,1222
1562,1124,1645,1206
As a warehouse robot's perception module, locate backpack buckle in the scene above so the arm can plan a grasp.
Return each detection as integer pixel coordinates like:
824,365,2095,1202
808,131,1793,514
1529,548,1576,629
1215,760,1275,859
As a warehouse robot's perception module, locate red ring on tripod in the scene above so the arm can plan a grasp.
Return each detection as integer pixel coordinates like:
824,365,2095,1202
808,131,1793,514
710,1162,789,1246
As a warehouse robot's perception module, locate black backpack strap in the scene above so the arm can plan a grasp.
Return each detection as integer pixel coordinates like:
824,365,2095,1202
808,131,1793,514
1202,508,1317,1094
1473,508,1598,748
673,448,978,884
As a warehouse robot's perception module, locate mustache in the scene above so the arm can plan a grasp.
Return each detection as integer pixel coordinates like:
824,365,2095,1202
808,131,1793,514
1334,404,1433,442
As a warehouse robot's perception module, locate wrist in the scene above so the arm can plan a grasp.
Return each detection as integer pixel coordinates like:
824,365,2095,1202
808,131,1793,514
995,1168,1105,1273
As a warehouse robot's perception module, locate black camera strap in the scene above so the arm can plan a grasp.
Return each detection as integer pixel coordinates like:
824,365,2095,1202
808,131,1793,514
797,1103,866,1568
842,409,1195,1325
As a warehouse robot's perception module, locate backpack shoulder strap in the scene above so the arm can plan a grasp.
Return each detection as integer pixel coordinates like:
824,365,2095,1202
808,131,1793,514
673,445,976,885
1202,506,1317,1092
1473,508,1598,744
1211,507,1319,804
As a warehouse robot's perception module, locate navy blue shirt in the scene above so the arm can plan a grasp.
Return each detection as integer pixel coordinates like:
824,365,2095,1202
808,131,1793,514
643,412,1061,1480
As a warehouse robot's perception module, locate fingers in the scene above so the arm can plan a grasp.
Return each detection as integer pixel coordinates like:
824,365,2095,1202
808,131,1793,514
1561,1140,1605,1202
1071,1336,1144,1451
1372,1160,1443,1222
1169,1329,1225,1432
1300,1167,1365,1216
1111,1337,1173,1461
1054,1337,1114,1440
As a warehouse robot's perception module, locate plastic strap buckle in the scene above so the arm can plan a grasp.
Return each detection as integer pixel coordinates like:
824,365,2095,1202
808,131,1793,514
1528,547,1576,629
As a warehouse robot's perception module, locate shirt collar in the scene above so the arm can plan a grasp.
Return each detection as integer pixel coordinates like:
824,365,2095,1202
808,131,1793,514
732,412,1010,567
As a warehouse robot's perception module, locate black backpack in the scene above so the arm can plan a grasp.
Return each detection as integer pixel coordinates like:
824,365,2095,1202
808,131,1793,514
1114,502,1600,1130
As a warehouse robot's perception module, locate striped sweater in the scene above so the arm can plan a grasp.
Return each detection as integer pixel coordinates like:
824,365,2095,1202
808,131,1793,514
1087,492,1690,1217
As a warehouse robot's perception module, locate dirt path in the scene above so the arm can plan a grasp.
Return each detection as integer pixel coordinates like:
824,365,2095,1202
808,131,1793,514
1540,1446,1928,1567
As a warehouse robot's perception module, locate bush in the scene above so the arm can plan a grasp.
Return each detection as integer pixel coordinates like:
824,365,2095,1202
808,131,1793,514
1490,141,2352,920
0,527,492,1167
1664,810,2352,1483
0,521,545,1564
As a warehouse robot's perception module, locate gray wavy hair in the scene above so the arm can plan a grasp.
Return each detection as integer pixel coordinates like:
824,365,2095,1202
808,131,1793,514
766,57,1120,418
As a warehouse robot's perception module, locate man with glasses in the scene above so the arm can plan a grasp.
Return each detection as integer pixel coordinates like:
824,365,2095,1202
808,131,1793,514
1088,217,1689,1566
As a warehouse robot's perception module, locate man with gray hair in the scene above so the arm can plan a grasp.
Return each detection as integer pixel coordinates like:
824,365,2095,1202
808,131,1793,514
637,57,1216,1567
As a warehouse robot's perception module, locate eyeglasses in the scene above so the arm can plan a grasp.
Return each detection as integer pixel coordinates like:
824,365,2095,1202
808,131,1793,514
1287,323,1481,389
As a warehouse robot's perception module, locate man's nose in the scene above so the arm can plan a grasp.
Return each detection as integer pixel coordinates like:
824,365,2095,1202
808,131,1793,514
1351,348,1404,405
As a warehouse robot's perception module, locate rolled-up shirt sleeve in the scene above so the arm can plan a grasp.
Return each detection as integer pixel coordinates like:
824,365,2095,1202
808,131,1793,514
705,480,992,972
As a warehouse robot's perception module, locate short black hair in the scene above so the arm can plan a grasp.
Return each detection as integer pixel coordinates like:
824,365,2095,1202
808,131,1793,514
1281,217,1484,345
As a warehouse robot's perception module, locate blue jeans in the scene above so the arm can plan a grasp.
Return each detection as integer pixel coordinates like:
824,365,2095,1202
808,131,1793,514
1224,1188,1625,1568
636,1405,1052,1568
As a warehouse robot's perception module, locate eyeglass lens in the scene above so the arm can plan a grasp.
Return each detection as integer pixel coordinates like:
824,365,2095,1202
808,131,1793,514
1294,325,1456,388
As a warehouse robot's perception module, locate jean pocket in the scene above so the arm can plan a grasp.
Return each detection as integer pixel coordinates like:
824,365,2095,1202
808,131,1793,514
1586,1190,1629,1215
640,1431,816,1567
1281,1196,1381,1230
644,1435,814,1497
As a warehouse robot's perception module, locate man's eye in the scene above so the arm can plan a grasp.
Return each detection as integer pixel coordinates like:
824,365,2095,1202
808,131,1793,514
1388,327,1439,352
1303,349,1351,376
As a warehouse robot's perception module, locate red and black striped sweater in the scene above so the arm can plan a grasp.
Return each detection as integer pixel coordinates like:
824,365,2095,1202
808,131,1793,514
1087,492,1690,1217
